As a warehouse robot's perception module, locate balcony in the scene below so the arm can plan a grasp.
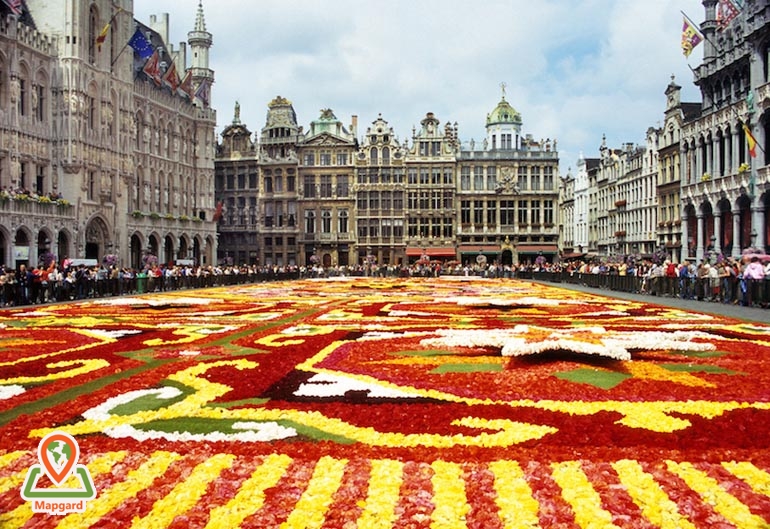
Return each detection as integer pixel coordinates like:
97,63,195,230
0,195,75,218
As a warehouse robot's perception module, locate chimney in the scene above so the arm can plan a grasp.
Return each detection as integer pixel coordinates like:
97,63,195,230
351,115,358,137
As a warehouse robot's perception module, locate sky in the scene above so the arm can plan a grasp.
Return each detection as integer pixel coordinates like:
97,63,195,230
133,0,706,174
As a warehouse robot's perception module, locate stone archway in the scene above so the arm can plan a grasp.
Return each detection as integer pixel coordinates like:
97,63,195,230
84,216,111,261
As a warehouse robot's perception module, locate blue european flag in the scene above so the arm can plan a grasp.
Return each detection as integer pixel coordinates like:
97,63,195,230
128,28,154,60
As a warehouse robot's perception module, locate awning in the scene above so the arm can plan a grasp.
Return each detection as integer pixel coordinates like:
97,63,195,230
516,244,559,254
458,245,501,254
405,247,457,257
562,252,585,259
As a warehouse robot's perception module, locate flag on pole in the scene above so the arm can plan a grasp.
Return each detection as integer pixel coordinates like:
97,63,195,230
96,22,110,51
682,16,703,57
95,8,123,52
142,49,162,86
128,28,154,60
212,201,224,222
178,70,194,99
2,0,22,15
717,0,740,31
194,79,210,107
162,61,180,92
743,123,758,158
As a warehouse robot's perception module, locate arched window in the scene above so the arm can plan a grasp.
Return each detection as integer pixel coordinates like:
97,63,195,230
35,70,48,122
17,64,29,117
370,147,378,165
382,146,390,164
88,5,99,65
305,210,316,233
0,54,6,111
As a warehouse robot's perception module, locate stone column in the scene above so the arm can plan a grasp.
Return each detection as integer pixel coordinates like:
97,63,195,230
681,211,690,261
714,214,722,254
732,206,742,257
754,203,767,250
696,212,705,263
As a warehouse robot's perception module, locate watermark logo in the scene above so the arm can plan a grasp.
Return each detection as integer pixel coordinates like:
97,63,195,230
20,431,96,515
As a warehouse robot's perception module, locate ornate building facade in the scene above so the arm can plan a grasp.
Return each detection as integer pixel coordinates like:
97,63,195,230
680,0,770,262
0,1,217,271
215,92,560,268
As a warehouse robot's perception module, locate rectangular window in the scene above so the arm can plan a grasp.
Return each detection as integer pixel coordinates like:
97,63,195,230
368,218,379,237
304,152,315,166
431,191,441,209
303,175,316,197
407,191,418,210
461,167,471,190
393,218,404,238
369,191,380,210
544,200,554,225
502,134,512,149
87,170,95,200
357,169,367,184
500,200,515,225
337,153,348,165
531,200,541,225
408,218,418,237
443,190,453,209
320,151,331,165
432,168,441,185
358,192,368,210
238,173,245,189
518,200,528,225
381,190,392,210
419,191,429,210
461,200,471,225
486,166,496,190
382,218,392,237
442,218,453,238
336,175,349,197
287,174,296,192
486,200,497,226
473,200,484,225
474,166,484,190
518,166,527,191
431,141,441,156
408,168,418,185
543,166,554,190
443,168,453,185
320,175,332,198
393,191,404,211
419,168,429,185
36,84,44,122
36,165,45,195
265,202,274,227
249,171,257,189
531,166,541,191
226,174,235,190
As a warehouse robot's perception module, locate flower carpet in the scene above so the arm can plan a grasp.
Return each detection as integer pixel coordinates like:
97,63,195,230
1,276,770,528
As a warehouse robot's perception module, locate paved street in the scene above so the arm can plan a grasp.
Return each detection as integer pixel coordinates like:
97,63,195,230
534,280,770,324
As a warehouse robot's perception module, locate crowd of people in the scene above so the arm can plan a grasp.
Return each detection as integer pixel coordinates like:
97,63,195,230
0,253,768,309
529,254,770,308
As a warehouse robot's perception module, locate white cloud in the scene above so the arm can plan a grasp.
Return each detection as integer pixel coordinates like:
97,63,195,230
134,0,704,171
